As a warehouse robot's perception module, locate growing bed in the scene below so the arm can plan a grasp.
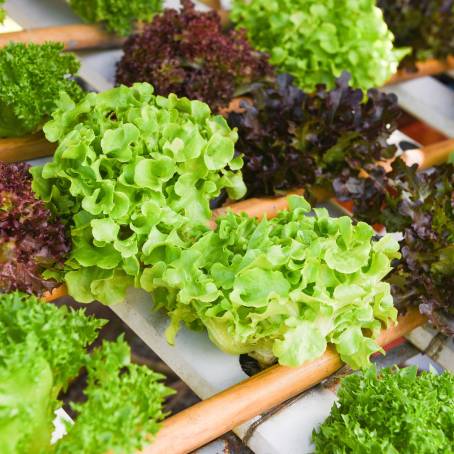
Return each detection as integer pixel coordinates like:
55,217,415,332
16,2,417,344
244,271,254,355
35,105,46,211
1,1,453,453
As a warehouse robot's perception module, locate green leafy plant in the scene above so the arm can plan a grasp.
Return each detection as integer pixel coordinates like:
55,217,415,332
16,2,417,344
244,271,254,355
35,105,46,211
31,83,246,305
0,291,173,454
312,365,454,453
231,0,408,92
54,338,173,454
68,0,163,36
141,196,399,369
0,291,104,453
379,0,454,71
0,42,83,138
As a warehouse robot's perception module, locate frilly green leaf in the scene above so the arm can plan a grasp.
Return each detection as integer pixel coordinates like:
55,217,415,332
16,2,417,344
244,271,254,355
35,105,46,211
68,0,163,36
0,292,173,454
32,83,244,305
146,196,399,369
313,366,454,452
54,337,174,454
0,42,83,138
231,0,407,91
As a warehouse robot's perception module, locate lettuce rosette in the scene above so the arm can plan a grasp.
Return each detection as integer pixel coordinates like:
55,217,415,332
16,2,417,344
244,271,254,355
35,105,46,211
0,162,70,295
231,0,408,92
68,0,163,36
31,83,246,305
0,292,172,454
313,366,454,453
141,196,400,369
0,42,83,138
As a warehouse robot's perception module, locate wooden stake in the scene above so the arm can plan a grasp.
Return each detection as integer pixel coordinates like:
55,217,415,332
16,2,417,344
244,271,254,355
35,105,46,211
387,57,454,85
0,132,56,162
44,285,68,302
402,137,454,169
211,188,307,222
198,0,222,9
143,308,426,454
0,24,123,51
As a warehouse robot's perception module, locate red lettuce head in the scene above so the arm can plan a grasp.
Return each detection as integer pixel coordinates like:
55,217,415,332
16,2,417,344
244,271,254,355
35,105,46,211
0,162,70,294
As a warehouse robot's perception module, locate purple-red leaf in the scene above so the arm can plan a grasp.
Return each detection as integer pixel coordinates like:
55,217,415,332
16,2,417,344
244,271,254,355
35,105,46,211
0,162,70,295
116,0,272,112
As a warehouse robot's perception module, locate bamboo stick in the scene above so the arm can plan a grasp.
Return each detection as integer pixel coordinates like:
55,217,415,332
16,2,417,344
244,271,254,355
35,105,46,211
211,188,306,220
402,137,454,168
0,132,56,162
0,24,123,51
387,57,454,85
44,285,68,302
143,308,427,454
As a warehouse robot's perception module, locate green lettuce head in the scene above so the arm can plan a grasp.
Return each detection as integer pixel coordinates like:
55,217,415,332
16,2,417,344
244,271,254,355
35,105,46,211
141,196,400,370
0,291,104,454
231,0,409,91
0,292,173,454
32,83,246,305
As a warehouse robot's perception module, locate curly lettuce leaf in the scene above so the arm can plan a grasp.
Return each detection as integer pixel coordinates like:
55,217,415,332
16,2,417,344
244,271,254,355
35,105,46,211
55,337,173,454
0,292,104,389
141,196,399,369
312,366,454,453
0,292,104,454
0,343,54,454
231,0,408,91
116,0,272,112
0,162,70,295
68,0,163,36
31,83,245,305
228,72,400,198
0,42,83,138
0,293,173,454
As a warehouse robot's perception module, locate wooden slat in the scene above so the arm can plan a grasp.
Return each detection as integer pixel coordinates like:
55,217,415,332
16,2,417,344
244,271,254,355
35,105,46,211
144,308,426,454
0,132,56,162
402,137,454,168
0,24,123,51
44,285,68,302
387,57,454,85
199,0,222,9
211,188,307,223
